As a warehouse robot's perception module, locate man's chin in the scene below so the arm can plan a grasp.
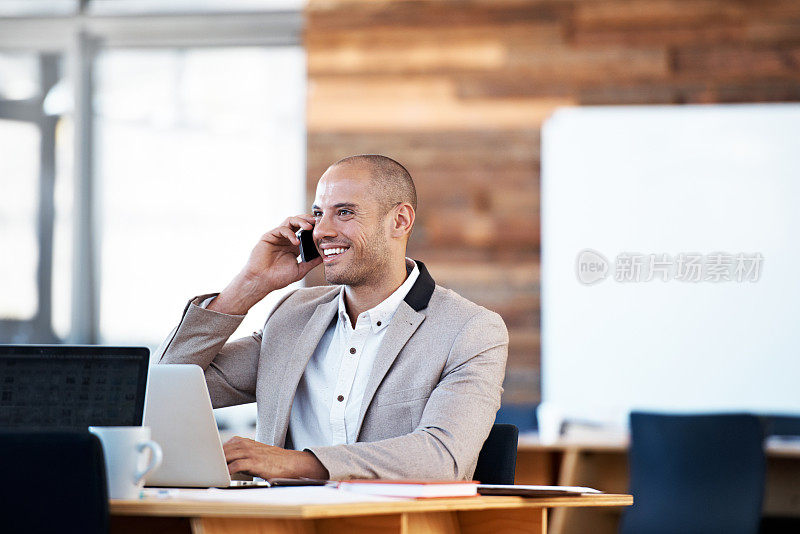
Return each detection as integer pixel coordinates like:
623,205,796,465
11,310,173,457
323,263,362,286
323,264,347,285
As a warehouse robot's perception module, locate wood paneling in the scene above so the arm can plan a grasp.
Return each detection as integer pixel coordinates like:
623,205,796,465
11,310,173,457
306,0,800,404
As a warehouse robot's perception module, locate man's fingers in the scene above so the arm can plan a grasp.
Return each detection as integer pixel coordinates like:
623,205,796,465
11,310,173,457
281,227,301,245
266,214,316,248
224,447,251,463
280,214,314,227
286,216,314,231
266,226,299,246
223,436,253,456
279,215,315,233
227,459,253,475
223,437,260,463
223,435,249,448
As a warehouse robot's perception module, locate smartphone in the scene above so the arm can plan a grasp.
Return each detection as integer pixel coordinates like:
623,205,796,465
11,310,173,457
298,228,320,262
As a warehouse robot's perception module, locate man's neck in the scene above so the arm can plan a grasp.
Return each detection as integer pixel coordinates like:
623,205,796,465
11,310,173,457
343,260,409,325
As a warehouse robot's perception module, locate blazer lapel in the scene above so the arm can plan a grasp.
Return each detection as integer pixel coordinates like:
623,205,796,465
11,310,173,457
355,302,426,435
271,296,339,447
355,261,437,435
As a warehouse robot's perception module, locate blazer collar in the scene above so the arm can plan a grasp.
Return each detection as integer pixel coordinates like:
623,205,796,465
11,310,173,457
403,260,435,311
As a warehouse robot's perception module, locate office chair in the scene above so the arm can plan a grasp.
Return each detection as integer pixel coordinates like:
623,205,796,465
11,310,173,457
762,414,800,437
494,403,538,432
0,431,109,534
759,414,800,533
620,412,765,534
473,423,519,484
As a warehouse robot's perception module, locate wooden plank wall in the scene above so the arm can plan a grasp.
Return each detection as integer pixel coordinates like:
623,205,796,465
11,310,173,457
305,0,800,405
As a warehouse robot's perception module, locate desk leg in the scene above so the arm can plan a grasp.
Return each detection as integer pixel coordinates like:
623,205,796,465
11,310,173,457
549,449,628,534
549,449,580,534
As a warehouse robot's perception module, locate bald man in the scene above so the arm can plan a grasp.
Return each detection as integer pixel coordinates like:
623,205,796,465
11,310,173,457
156,155,508,480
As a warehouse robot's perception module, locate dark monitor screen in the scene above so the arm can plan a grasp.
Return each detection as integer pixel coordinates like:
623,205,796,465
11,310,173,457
0,345,149,429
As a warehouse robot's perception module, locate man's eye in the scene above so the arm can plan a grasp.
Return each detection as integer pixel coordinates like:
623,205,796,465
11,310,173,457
312,212,322,218
338,209,353,216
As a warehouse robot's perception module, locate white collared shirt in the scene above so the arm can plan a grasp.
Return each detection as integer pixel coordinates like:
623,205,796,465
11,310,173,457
288,259,420,451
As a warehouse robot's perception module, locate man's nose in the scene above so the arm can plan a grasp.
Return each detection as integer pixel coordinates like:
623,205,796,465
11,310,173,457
313,214,336,241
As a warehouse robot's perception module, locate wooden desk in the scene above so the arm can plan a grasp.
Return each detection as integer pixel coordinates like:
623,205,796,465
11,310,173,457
514,434,800,534
110,492,633,534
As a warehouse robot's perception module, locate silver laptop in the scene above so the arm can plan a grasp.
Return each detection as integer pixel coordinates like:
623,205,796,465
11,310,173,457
143,364,258,487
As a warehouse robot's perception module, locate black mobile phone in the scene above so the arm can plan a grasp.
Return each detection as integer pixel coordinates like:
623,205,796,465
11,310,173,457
298,228,320,262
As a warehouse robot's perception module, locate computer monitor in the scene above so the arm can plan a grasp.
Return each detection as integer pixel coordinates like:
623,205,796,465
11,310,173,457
0,345,149,429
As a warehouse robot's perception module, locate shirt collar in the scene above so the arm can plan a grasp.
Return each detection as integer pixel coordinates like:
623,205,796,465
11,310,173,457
337,258,420,333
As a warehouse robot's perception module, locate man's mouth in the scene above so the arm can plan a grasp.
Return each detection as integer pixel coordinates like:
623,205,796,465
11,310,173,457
321,246,349,261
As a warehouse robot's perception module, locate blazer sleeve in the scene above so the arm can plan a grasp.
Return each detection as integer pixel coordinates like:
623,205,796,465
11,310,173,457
307,308,509,480
154,291,294,409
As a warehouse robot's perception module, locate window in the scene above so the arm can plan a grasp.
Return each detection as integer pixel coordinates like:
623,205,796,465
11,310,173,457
95,47,305,347
0,120,40,321
0,52,63,342
0,8,304,351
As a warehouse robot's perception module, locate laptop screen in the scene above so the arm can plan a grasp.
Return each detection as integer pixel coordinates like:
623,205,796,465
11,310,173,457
0,345,149,429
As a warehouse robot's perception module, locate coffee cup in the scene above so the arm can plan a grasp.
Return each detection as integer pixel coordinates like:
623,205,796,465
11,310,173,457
89,426,162,499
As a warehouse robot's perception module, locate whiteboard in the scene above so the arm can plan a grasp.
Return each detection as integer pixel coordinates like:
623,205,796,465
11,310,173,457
540,103,800,427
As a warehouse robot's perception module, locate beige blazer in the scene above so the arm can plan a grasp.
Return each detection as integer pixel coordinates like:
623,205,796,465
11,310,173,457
155,261,508,480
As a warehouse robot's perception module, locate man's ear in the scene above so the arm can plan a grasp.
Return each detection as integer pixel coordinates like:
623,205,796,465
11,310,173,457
389,203,415,239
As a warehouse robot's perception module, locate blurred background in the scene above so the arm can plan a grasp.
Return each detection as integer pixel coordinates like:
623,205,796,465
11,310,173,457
2,1,800,531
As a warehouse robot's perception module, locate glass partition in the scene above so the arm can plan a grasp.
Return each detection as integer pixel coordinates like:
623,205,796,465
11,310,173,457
94,47,305,347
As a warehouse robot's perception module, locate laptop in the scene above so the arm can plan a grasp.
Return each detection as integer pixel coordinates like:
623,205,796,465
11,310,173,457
0,344,149,429
143,364,263,488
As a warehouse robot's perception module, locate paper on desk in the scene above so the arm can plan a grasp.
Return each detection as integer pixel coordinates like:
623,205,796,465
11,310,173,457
149,486,406,504
478,485,601,494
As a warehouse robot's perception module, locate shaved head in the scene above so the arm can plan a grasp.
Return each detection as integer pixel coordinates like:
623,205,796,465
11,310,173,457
331,154,417,214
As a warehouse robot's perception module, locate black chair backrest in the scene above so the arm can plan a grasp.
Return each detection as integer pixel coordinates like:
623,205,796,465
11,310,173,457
762,414,800,437
620,412,765,534
473,423,518,485
0,431,109,534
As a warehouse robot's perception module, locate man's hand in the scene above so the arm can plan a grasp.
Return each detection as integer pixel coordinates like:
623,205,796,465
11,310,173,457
223,436,329,480
208,215,323,315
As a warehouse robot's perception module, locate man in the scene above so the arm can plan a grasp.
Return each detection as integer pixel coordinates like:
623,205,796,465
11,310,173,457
156,155,508,480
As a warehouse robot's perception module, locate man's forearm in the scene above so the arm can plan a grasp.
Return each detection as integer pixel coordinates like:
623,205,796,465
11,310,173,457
295,451,330,479
208,273,273,316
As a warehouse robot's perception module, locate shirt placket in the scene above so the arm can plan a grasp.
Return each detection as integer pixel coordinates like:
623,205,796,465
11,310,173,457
329,315,371,445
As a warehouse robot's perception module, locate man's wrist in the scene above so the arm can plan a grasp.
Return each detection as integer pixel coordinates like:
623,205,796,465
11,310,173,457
296,450,329,480
207,274,272,315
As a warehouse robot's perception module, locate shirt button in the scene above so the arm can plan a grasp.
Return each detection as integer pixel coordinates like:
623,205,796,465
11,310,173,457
376,321,382,327
349,347,356,354
337,395,344,402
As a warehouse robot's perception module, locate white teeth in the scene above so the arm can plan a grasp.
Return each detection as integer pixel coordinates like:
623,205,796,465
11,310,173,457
324,247,348,256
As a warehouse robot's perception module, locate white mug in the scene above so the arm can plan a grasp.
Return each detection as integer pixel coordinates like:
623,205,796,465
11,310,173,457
89,426,163,499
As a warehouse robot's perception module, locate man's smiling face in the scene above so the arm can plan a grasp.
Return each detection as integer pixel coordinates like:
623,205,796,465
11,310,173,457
312,161,393,287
